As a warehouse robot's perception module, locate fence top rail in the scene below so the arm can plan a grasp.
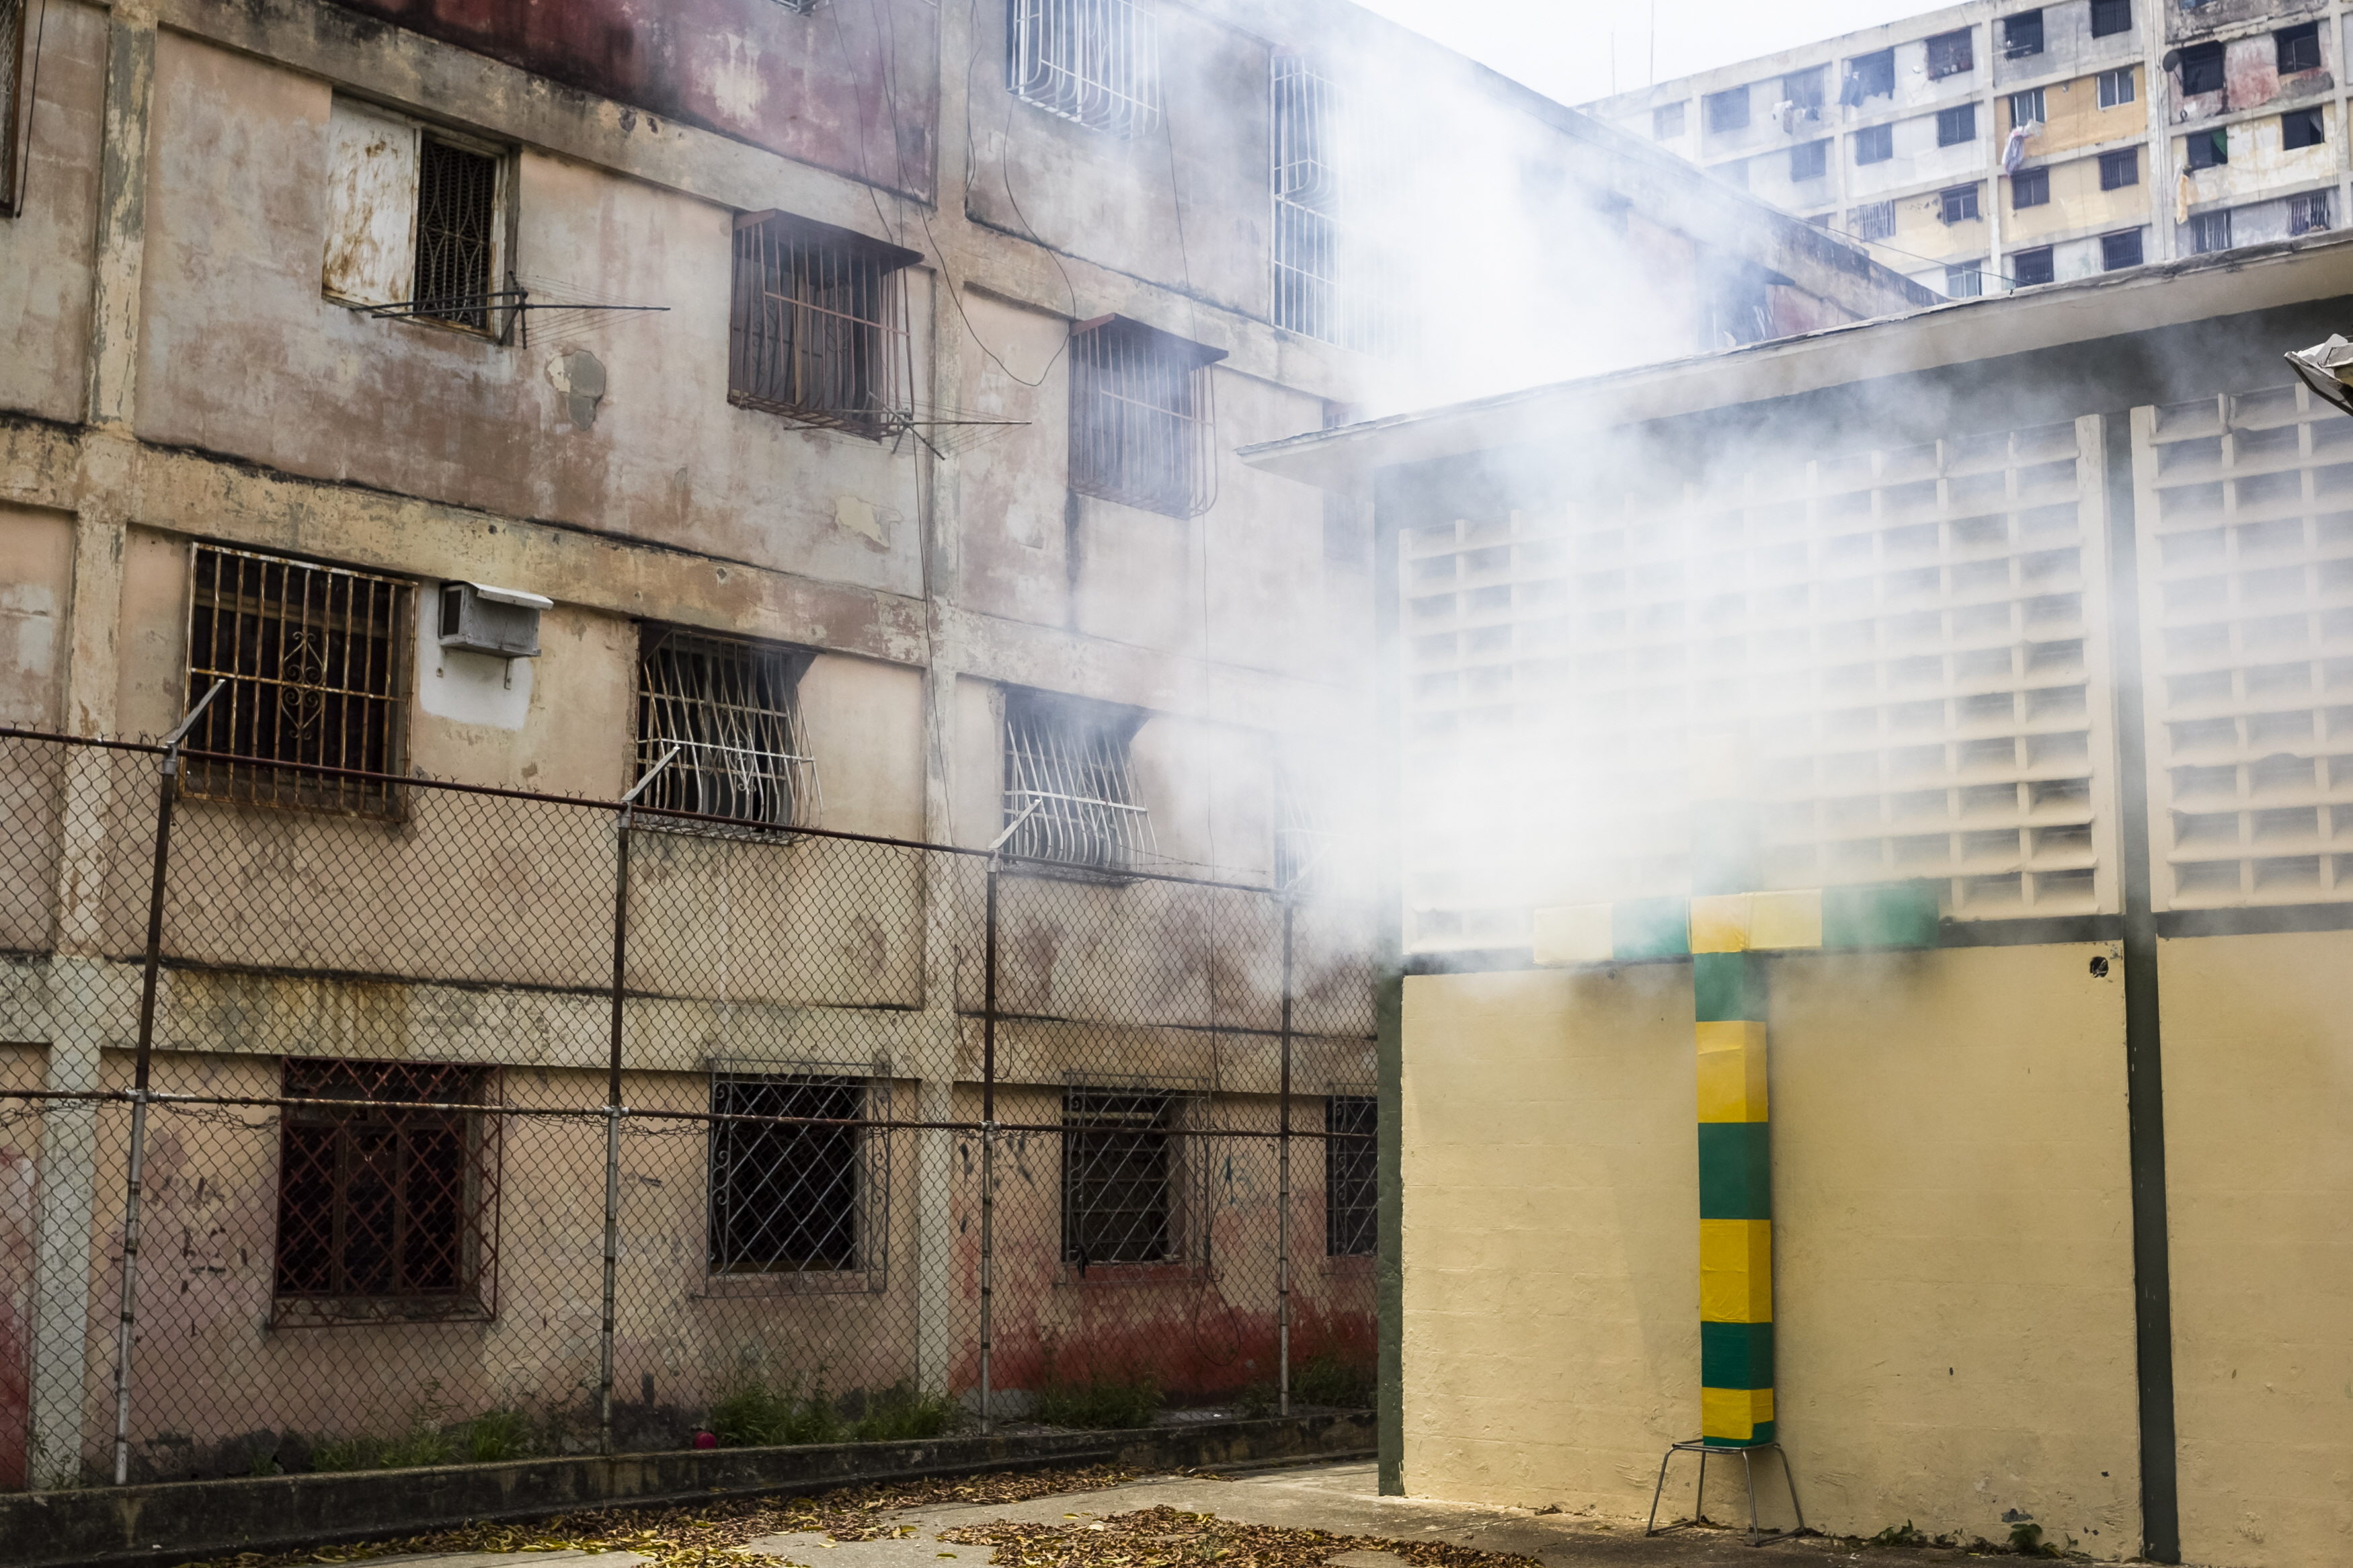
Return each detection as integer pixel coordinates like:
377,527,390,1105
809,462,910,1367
0,726,1313,899
0,1087,1376,1139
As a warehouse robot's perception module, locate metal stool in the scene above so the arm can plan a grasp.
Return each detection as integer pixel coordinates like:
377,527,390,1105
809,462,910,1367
1644,1438,1806,1547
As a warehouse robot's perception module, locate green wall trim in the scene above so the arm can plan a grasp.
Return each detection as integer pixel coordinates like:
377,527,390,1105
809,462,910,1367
1821,882,1942,950
1700,1320,1776,1389
1697,1122,1773,1220
1693,951,1767,1022
1613,896,1691,960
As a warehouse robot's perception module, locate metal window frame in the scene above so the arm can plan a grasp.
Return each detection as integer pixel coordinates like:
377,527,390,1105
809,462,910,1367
1056,1080,1209,1275
1853,123,1895,165
1936,103,1977,147
2009,87,2046,128
729,208,920,439
2011,244,2057,285
181,542,414,819
2189,208,2233,255
1852,199,1897,241
1001,686,1156,876
2103,146,2144,188
1322,1094,1376,1258
702,1061,892,1296
1067,313,1222,519
2089,0,2132,38
2098,67,2137,110
409,129,509,335
1925,28,1975,80
2013,166,2051,208
633,624,822,835
2102,228,2145,270
2001,9,2044,58
269,1059,502,1327
1269,56,1405,356
1940,183,1981,224
1008,0,1161,138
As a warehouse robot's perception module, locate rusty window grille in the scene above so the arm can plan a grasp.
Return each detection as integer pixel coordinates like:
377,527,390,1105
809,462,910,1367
707,1069,888,1282
729,210,918,438
0,0,24,218
1009,0,1160,138
272,1059,499,1323
1068,315,1221,519
635,626,820,832
1003,687,1154,874
1324,1095,1376,1257
183,543,413,817
1062,1089,1183,1268
412,136,501,331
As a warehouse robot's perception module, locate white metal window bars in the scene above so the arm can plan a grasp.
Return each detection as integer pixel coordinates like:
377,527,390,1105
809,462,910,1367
182,543,413,817
635,627,822,833
1008,0,1160,138
1068,315,1222,519
1275,759,1346,896
705,1063,890,1292
1323,1093,1376,1257
729,210,920,439
1270,56,1408,356
1002,688,1155,875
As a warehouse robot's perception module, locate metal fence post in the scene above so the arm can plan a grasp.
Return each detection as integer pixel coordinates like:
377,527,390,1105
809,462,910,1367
601,750,669,1458
978,859,999,1436
1278,899,1294,1419
114,683,219,1484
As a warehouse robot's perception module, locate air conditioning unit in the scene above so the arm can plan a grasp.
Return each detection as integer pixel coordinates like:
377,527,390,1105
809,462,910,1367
438,581,552,658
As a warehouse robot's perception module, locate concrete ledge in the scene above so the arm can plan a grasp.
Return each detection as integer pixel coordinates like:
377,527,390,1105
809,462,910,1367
2,1413,1375,1568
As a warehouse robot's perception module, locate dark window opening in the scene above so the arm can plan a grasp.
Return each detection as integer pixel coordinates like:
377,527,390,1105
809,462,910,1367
2011,246,2056,286
1068,315,1221,518
184,544,411,817
274,1059,495,1318
2091,0,2132,36
2178,42,2225,97
729,210,918,438
1791,139,1829,181
2278,24,2322,75
635,627,818,831
1705,85,1750,133
1938,103,1978,146
1782,68,1826,114
2284,106,2326,151
412,138,500,331
1854,123,1895,164
2184,128,2227,171
2002,11,2044,57
2013,167,2050,207
1841,49,1895,104
1062,1090,1178,1267
1325,1096,1377,1257
707,1074,867,1274
2102,147,2143,188
1003,687,1152,873
1941,183,1982,223
2101,229,2144,270
1927,29,1976,79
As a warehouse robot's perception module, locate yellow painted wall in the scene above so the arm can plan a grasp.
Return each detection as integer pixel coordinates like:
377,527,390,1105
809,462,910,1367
1399,946,2141,1553
2006,153,2153,244
2020,73,2147,158
1892,192,1987,267
2159,932,2353,1568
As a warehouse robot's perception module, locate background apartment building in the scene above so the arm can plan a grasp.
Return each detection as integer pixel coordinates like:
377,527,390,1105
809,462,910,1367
0,0,1923,1495
1591,0,2350,296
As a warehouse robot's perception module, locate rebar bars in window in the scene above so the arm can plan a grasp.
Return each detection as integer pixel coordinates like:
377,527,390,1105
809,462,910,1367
182,544,413,818
413,137,500,332
1008,0,1160,138
1068,316,1218,519
1002,690,1154,874
635,628,820,833
729,211,917,438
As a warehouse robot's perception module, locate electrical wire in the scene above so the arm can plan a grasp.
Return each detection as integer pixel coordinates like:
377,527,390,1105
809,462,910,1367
1817,217,2024,290
13,0,49,211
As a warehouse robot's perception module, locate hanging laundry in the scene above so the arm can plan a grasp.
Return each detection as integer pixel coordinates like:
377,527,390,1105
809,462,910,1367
2002,126,2030,174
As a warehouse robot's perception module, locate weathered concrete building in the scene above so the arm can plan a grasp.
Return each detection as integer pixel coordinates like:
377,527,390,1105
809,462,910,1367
1248,231,2353,1565
0,0,1927,1496
1590,0,2351,296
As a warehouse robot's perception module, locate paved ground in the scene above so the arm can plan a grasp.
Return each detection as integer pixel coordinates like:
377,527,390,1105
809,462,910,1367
364,1459,1999,1568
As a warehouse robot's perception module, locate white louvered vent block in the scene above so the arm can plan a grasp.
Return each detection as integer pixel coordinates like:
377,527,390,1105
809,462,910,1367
2134,384,2353,909
1399,417,2121,952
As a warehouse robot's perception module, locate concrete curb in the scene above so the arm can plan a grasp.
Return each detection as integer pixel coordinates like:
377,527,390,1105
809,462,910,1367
2,1413,1376,1568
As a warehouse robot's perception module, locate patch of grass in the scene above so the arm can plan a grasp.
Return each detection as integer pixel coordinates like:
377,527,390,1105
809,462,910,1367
1236,1381,1279,1419
459,1408,535,1462
1870,1520,1929,1547
848,1385,961,1443
304,1407,536,1472
709,1380,843,1448
1035,1373,1162,1430
1291,1349,1373,1409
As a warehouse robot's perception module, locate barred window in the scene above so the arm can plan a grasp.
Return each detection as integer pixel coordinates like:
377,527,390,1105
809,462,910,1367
2011,245,2056,286
2103,147,2143,188
1010,0,1160,137
2090,0,2132,38
1,0,26,218
1925,29,1975,79
635,626,820,831
274,1059,497,1321
1068,315,1222,518
1062,1089,1180,1268
1003,688,1154,873
320,98,509,333
183,544,412,817
1851,200,1897,242
1270,57,1404,355
1324,1095,1376,1257
2102,229,2144,270
707,1071,885,1280
729,210,918,438
413,136,500,331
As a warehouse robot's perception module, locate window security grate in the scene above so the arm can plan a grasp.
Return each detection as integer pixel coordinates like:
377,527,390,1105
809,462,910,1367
1062,1088,1199,1268
273,1059,498,1323
2133,385,2353,908
1270,57,1406,356
184,544,412,817
412,137,500,331
2189,210,2232,255
2290,191,2332,235
1851,200,1897,242
635,627,820,832
1324,1095,1376,1257
1068,315,1221,518
1,0,24,216
1277,762,1339,895
1002,688,1154,874
729,211,918,438
706,1070,889,1287
1009,0,1160,138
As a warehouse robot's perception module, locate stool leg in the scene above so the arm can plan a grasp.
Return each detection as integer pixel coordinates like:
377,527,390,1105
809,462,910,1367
1778,1444,1806,1536
1696,1448,1709,1526
1645,1446,1675,1536
1743,1449,1761,1546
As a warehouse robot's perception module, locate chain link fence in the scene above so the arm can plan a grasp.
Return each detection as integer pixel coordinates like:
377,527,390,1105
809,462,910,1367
0,726,1377,1490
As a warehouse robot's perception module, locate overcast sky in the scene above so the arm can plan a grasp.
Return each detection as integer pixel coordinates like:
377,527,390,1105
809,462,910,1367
1351,0,1946,106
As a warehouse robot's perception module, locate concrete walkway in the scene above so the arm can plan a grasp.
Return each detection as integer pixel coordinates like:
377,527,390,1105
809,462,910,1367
376,1459,1998,1568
